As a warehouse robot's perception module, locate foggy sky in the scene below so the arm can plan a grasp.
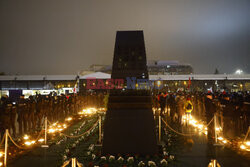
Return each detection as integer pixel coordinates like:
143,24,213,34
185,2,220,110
0,0,250,75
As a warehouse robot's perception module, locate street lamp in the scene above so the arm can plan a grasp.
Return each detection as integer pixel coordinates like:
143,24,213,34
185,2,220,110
235,69,243,75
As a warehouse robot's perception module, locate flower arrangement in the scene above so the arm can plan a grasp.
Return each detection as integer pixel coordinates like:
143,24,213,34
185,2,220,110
169,155,175,160
59,115,180,167
127,157,134,164
117,156,124,164
148,160,157,167
92,154,96,160
160,159,168,167
100,156,107,161
138,161,145,167
109,155,115,162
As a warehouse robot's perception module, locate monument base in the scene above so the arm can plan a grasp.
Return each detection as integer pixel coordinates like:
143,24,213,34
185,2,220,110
102,96,158,155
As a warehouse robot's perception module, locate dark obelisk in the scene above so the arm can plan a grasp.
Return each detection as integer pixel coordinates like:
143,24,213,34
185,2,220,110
103,31,157,155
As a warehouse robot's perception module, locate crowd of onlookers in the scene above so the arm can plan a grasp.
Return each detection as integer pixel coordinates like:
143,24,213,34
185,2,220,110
1,90,249,141
0,92,105,139
154,91,250,140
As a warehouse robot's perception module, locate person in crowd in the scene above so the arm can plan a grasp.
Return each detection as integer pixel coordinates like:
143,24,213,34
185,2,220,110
158,92,167,116
183,96,193,125
204,93,215,144
17,95,28,134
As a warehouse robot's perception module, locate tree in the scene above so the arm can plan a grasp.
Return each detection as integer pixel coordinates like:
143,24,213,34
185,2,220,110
214,68,219,74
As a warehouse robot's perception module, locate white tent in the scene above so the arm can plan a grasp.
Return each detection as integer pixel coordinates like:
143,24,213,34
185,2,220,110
80,72,111,79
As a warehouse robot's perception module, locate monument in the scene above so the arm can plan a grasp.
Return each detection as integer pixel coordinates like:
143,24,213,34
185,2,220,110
102,31,158,155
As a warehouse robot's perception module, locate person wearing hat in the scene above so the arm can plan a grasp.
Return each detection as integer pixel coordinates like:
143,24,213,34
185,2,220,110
1,96,11,137
17,95,28,135
27,96,36,132
183,96,193,125
205,92,216,144
159,92,167,116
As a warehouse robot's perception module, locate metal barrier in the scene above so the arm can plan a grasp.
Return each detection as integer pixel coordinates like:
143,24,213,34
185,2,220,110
208,159,221,167
61,158,83,167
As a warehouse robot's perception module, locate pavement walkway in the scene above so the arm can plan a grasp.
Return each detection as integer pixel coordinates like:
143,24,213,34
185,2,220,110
174,127,250,167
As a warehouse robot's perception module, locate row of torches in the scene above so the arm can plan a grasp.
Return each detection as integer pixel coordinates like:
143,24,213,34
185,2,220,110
0,107,103,166
22,107,102,146
182,114,250,152
152,107,250,152
23,119,70,146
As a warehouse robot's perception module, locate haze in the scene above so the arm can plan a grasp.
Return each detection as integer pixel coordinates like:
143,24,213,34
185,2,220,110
0,0,249,75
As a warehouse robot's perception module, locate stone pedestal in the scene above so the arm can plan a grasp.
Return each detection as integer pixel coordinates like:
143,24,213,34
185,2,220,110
102,31,157,155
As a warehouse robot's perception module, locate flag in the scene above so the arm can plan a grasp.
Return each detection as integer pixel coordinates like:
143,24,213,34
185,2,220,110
73,84,77,93
188,77,191,89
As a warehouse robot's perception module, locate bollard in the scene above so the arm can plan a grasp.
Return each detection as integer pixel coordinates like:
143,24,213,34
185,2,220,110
45,117,47,145
243,126,250,142
4,130,8,167
213,159,216,167
42,117,49,148
71,158,76,167
214,114,217,144
159,115,161,143
99,115,102,144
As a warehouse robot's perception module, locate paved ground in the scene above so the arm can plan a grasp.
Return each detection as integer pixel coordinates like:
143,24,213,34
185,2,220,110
8,118,98,167
7,114,250,167
174,128,250,167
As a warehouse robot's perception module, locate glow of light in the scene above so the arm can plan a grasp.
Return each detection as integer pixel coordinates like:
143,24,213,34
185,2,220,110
0,152,3,157
0,162,3,166
245,141,250,146
23,135,29,140
25,141,32,146
204,131,208,135
31,140,35,144
198,124,203,129
223,140,227,144
86,109,92,114
235,69,243,75
215,127,220,131
218,137,223,141
205,127,208,130
48,129,55,133
240,144,246,150
38,138,44,142
80,108,97,115
66,117,72,121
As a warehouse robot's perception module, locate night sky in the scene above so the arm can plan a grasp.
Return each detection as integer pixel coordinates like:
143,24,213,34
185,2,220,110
0,0,250,75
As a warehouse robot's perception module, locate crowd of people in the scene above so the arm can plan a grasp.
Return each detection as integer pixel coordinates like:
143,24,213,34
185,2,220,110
1,90,249,142
0,92,105,139
154,91,250,141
